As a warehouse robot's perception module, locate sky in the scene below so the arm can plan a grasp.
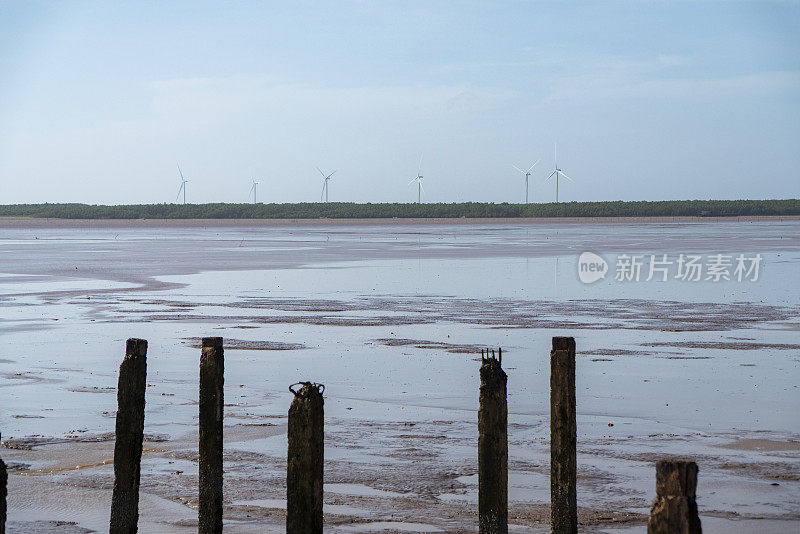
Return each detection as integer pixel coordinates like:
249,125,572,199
0,1,798,205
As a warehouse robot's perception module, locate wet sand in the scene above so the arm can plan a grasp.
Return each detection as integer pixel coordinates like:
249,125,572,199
1,220,799,532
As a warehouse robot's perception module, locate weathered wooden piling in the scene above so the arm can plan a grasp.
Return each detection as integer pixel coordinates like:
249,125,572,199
199,337,224,534
109,338,148,534
287,382,324,534
1,456,7,534
478,349,508,534
648,459,702,534
550,336,577,534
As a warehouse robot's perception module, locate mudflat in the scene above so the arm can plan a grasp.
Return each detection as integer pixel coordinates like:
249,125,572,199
1,219,798,532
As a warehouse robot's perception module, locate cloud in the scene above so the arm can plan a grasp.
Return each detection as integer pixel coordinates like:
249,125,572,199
145,75,516,123
543,69,800,103
440,47,800,104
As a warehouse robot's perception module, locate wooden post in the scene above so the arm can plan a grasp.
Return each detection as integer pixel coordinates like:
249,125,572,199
287,382,324,534
550,336,577,534
648,459,701,534
1,456,7,534
110,338,148,534
199,337,224,534
478,349,508,534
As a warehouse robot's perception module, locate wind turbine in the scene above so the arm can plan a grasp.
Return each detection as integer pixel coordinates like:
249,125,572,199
408,154,424,203
248,179,260,203
175,164,188,204
545,144,574,202
317,167,336,202
512,159,540,204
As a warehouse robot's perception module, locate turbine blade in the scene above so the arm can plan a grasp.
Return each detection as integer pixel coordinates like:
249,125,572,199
417,154,423,176
526,159,540,173
545,170,557,181
408,177,417,185
175,183,183,202
317,166,327,178
177,163,185,180
558,170,575,182
419,180,425,194
328,170,337,179
512,164,525,174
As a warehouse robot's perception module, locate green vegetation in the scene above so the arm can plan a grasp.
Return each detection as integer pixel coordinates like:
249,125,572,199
1,199,798,220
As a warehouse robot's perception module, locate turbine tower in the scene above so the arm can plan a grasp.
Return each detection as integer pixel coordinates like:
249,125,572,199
408,154,424,203
317,167,336,202
512,159,540,204
249,179,260,203
545,144,574,202
175,164,188,204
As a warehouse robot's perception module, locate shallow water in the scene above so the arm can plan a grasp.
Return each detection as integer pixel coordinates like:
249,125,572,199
1,220,799,532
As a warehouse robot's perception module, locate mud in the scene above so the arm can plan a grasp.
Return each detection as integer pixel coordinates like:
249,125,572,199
184,338,308,351
719,439,800,452
641,341,800,350
99,296,799,333
581,349,653,356
2,220,799,532
2,416,744,532
718,461,800,482
373,338,486,354
5,521,93,533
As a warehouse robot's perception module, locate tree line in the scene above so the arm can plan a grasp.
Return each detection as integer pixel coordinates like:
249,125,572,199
0,199,798,219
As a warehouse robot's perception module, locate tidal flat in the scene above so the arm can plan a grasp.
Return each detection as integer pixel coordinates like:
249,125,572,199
1,219,798,532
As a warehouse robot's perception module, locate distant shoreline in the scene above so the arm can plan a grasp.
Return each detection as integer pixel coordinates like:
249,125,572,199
2,199,798,221
1,215,799,228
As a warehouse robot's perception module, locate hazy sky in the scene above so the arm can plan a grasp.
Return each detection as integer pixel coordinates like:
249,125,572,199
1,1,798,205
